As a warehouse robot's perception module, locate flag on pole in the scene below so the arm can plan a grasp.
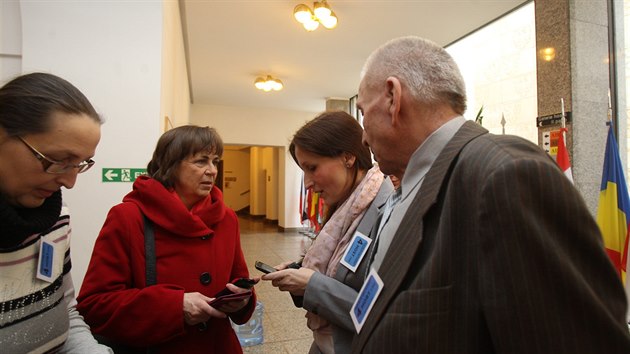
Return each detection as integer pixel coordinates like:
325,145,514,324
299,176,308,222
556,127,573,183
596,122,630,282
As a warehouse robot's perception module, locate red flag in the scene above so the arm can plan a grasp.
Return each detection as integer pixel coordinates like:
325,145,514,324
556,128,573,183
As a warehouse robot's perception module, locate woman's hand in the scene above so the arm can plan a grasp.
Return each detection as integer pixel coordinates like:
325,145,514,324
211,281,258,313
212,297,250,313
261,267,315,296
273,260,296,271
183,292,226,325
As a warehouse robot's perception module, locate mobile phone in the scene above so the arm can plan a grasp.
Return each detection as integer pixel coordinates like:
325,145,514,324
286,261,301,270
255,260,278,274
232,277,256,289
214,277,256,298
209,290,252,308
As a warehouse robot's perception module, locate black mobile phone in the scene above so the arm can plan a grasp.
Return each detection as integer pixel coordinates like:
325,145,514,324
255,260,278,274
232,277,256,289
214,277,256,298
286,261,301,270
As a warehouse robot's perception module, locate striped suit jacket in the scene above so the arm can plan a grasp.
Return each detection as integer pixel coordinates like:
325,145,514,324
352,121,630,353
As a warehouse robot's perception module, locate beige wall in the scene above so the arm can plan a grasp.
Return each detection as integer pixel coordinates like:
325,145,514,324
161,0,190,129
20,2,164,290
250,147,266,216
0,1,22,82
222,148,251,212
190,103,317,228
263,147,279,221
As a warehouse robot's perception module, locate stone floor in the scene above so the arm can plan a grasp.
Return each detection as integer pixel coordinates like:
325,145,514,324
237,215,314,354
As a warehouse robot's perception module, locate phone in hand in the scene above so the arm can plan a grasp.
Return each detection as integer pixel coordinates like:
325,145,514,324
255,260,278,274
231,277,257,289
214,277,256,298
209,290,252,308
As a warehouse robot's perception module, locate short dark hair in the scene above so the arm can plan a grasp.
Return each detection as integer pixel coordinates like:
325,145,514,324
0,72,101,136
147,125,223,188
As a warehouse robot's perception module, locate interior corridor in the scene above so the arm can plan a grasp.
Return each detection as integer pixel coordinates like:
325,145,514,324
237,215,314,354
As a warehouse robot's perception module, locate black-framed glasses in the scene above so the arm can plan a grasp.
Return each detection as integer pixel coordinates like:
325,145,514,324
17,136,95,174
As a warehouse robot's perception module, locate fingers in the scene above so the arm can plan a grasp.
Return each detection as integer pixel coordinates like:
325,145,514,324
274,260,294,270
225,280,258,294
259,269,309,296
261,268,290,281
215,297,250,313
183,292,226,325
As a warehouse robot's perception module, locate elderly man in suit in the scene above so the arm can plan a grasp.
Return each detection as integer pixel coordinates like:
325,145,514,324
352,36,630,353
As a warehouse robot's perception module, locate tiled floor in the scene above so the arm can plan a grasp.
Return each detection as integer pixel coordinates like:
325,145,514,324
237,215,314,354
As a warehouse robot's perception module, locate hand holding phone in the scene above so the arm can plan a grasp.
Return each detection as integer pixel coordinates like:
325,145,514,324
255,260,278,274
255,260,301,274
209,290,252,308
214,277,257,298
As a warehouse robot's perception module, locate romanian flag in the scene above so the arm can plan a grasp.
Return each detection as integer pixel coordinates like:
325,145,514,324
596,122,630,282
556,128,573,183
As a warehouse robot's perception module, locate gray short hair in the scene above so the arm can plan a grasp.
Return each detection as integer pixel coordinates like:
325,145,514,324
361,36,466,114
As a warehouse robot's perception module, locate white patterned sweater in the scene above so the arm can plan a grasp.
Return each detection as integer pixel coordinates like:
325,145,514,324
0,206,111,354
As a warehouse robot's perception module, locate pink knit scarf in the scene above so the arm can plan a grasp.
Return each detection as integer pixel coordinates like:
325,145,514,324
301,165,384,353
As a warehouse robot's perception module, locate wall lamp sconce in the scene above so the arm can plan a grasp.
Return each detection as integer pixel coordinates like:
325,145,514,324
294,1,338,31
254,75,284,92
539,47,555,62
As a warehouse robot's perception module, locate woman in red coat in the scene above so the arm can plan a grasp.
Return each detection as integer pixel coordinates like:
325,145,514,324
77,125,255,354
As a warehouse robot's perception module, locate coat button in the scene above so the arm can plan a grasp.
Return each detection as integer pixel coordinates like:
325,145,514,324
200,272,212,285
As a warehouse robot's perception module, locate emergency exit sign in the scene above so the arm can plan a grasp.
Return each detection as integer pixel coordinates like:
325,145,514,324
102,168,147,182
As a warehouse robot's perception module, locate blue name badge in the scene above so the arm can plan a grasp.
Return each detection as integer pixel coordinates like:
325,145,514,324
340,231,372,273
36,239,56,282
350,267,384,333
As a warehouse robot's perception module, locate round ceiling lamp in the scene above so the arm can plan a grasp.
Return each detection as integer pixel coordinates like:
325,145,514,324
254,75,283,92
293,1,338,31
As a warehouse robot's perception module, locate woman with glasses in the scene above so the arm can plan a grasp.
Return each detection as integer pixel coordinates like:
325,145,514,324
0,73,110,353
77,125,255,354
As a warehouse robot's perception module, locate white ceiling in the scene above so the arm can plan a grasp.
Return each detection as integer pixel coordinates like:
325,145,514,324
182,0,530,113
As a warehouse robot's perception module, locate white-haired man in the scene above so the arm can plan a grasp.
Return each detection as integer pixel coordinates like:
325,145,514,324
352,36,630,353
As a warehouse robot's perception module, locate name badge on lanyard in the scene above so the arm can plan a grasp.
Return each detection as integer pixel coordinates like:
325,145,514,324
37,237,57,283
350,267,384,333
340,231,372,273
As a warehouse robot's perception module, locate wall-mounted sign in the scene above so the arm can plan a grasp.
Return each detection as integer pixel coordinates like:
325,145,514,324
536,111,572,127
102,168,147,182
542,130,561,155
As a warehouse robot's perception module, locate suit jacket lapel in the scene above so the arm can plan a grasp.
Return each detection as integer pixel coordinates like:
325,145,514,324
354,121,487,351
335,177,393,291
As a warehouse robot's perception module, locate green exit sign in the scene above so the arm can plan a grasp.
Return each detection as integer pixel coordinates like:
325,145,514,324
102,168,147,182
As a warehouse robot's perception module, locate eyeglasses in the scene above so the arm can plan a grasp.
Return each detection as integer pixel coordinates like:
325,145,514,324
17,136,95,174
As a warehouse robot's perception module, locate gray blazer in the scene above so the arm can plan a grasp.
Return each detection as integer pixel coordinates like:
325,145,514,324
303,176,394,354
352,121,630,353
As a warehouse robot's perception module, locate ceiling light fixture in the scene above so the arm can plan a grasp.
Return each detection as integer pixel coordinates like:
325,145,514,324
293,1,338,31
254,75,284,92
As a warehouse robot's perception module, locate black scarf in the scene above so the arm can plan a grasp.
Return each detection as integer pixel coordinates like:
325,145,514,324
0,190,62,248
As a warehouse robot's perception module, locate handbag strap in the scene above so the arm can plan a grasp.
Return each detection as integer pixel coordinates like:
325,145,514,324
143,214,156,286
143,215,158,354
95,214,158,354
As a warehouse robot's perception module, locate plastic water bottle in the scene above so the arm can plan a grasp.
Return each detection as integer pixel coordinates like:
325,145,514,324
231,301,264,346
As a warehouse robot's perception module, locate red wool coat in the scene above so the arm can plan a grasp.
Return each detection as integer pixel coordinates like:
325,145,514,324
77,176,254,354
